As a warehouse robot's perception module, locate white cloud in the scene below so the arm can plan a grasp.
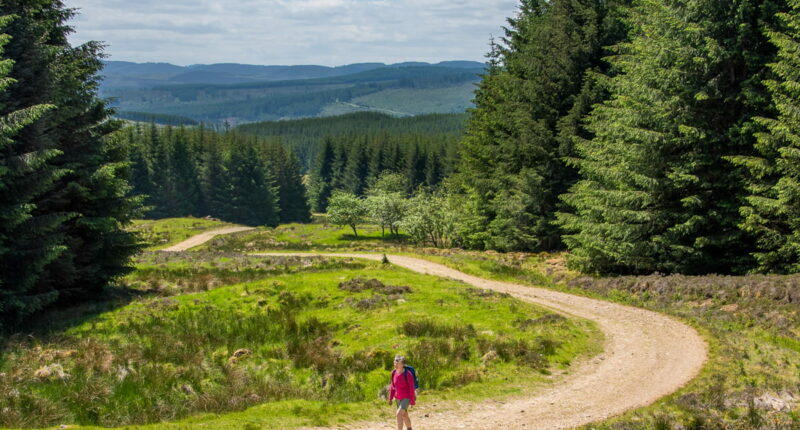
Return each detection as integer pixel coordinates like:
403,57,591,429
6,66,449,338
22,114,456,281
65,0,518,65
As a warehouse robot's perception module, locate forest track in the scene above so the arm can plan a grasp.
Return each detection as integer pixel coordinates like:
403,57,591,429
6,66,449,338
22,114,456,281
164,232,708,429
160,226,255,252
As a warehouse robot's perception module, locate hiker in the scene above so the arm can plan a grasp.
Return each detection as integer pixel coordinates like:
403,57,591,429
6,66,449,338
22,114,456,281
389,355,417,430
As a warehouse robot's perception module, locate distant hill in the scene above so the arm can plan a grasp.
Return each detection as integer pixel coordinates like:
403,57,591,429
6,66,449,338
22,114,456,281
101,60,484,124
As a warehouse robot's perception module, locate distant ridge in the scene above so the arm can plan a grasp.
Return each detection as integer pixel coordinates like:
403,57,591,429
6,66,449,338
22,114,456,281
106,61,484,124
101,60,485,89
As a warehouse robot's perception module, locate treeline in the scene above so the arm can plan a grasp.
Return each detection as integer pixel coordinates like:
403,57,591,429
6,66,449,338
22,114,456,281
237,112,466,170
306,132,459,212
0,2,141,330
116,111,199,126
124,124,310,226
452,0,800,275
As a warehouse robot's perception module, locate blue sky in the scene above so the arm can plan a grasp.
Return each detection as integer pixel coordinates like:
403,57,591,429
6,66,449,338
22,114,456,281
64,0,519,66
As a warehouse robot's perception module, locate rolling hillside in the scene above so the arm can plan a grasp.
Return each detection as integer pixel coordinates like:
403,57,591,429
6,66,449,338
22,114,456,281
102,61,484,124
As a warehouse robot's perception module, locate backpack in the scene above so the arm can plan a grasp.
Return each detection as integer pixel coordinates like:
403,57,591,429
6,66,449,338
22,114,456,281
403,365,420,390
391,365,420,390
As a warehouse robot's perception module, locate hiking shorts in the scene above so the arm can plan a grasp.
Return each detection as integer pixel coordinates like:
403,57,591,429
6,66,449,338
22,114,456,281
396,398,411,411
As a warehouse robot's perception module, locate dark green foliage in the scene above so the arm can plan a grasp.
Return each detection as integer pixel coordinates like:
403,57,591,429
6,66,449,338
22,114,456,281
308,138,335,212
263,142,310,223
0,0,142,329
222,139,280,226
559,0,782,275
125,125,309,224
237,112,466,170
734,0,800,273
0,18,62,330
457,0,630,252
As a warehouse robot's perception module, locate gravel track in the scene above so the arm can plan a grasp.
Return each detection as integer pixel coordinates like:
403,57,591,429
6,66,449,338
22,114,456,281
163,232,708,429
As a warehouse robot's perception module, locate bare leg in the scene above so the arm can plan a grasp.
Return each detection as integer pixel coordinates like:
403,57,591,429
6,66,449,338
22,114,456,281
403,410,412,429
396,408,404,430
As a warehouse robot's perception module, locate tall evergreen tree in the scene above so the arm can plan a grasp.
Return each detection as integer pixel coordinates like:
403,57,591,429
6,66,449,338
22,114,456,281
0,16,62,329
457,0,630,252
309,138,335,212
265,143,311,223
199,138,228,219
343,140,369,195
0,0,142,307
168,127,200,216
559,0,782,275
224,140,280,226
735,0,800,273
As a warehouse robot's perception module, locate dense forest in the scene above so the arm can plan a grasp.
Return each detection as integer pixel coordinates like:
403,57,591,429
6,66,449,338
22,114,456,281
124,124,310,226
236,111,466,169
0,1,140,330
446,0,800,276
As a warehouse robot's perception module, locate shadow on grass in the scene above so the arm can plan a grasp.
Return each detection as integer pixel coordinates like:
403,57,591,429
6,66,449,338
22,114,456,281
337,233,409,242
0,285,150,352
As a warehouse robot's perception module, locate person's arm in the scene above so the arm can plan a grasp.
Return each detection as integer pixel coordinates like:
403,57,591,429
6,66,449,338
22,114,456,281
388,371,396,404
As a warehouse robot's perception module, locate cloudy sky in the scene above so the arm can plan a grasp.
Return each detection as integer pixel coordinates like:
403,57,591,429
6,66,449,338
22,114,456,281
64,0,519,66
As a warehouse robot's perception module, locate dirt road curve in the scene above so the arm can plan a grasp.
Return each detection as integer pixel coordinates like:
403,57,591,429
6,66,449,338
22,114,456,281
160,227,255,252
256,253,708,430
162,232,707,429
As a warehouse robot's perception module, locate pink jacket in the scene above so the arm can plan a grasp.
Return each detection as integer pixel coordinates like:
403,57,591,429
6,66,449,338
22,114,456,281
389,368,416,405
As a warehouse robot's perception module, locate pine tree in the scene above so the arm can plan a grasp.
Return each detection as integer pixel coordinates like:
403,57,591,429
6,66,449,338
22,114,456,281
199,138,228,219
343,140,369,195
266,143,311,223
735,0,800,273
168,127,200,216
457,0,629,252
224,140,280,226
0,0,142,314
309,138,335,212
559,0,782,275
0,16,63,329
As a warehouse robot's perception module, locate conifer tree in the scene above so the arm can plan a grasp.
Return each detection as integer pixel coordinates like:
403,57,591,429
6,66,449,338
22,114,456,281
457,0,629,252
343,140,369,195
224,140,280,226
168,127,200,216
0,16,62,329
266,143,311,223
309,138,335,212
735,0,800,273
1,0,142,305
559,0,782,275
199,138,228,219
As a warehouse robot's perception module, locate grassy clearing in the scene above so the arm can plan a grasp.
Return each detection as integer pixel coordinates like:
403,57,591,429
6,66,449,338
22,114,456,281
131,218,240,251
187,218,800,428
196,222,409,252
0,251,598,429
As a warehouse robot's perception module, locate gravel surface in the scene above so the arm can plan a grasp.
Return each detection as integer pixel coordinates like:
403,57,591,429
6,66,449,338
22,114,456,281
164,231,707,430
160,226,255,252
256,253,708,430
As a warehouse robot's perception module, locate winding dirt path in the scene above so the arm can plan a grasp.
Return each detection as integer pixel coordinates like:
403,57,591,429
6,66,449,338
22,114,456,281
164,232,708,429
161,226,255,252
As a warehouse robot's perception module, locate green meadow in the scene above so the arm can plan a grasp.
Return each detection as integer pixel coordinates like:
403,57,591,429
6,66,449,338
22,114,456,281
0,222,599,429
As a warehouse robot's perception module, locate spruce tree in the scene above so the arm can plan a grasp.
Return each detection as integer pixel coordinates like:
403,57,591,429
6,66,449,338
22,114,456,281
224,140,280,226
168,127,200,216
199,138,228,219
559,0,781,275
457,0,629,252
309,138,335,212
0,16,63,329
266,143,311,223
0,0,142,306
735,0,800,273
